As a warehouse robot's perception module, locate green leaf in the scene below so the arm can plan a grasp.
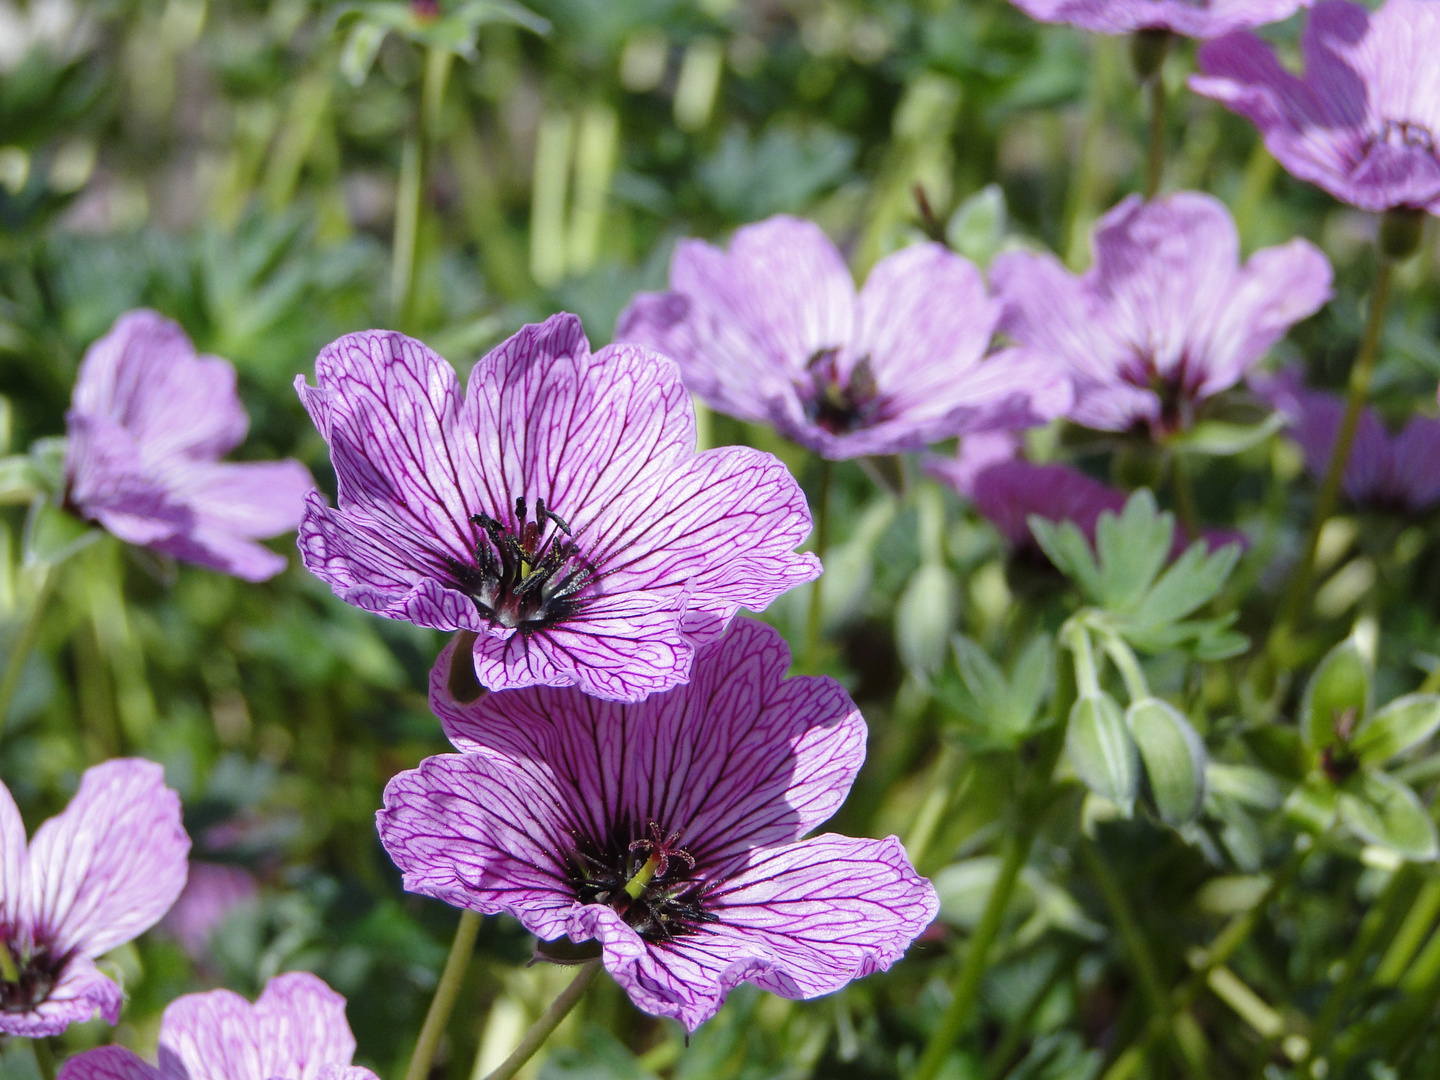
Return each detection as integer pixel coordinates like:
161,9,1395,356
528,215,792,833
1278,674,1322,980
339,21,386,86
896,562,958,677
1130,540,1241,628
1095,490,1173,613
1284,773,1338,834
1127,697,1207,824
942,633,1054,748
1206,762,1285,811
1337,770,1439,861
1170,413,1287,457
0,454,41,505
1299,637,1372,754
1029,515,1102,601
1067,693,1139,813
945,183,1006,265
1352,694,1440,766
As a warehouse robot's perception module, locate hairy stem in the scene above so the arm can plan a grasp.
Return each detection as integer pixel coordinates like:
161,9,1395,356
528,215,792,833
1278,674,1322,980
404,910,483,1080
1269,255,1394,662
481,959,603,1080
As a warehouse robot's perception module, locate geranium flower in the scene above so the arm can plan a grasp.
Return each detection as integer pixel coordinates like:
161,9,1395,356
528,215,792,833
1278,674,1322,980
376,618,937,1031
1,759,189,1037
1005,0,1308,38
157,863,258,962
296,313,819,702
1192,0,1440,213
927,432,1244,552
615,215,1070,460
57,972,377,1080
990,193,1331,434
1256,370,1440,511
64,310,315,582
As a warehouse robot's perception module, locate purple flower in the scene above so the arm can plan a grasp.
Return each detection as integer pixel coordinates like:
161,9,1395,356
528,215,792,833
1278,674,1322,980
1255,370,1440,511
1,759,189,1037
57,972,378,1080
376,618,937,1031
1005,0,1308,38
157,863,259,961
296,313,819,703
927,432,1245,552
615,215,1070,460
1191,0,1440,213
990,193,1331,434
64,311,315,582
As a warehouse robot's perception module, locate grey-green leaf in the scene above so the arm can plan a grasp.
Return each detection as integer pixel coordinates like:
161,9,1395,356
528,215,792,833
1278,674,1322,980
1067,693,1139,813
1352,694,1440,766
1029,515,1102,600
1095,490,1172,613
896,562,958,677
1337,770,1439,862
1299,637,1372,754
1127,697,1207,824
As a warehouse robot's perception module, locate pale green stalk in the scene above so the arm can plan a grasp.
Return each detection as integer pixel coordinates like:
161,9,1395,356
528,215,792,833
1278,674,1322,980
480,959,602,1080
404,910,483,1080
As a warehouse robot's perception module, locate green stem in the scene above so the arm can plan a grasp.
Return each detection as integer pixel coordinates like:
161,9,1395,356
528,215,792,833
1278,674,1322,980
1145,72,1166,200
904,742,962,870
480,959,603,1080
912,829,1033,1080
1376,879,1440,985
392,133,423,327
32,1038,56,1080
0,565,56,739
1081,837,1202,1080
1300,865,1414,1074
1100,633,1149,705
1269,254,1394,661
805,458,833,671
1169,451,1200,544
404,910,483,1080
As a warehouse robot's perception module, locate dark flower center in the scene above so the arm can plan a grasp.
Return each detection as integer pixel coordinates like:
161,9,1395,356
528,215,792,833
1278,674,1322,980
0,931,67,1014
445,497,594,631
1377,119,1437,154
566,822,718,943
801,348,883,435
1121,350,1196,434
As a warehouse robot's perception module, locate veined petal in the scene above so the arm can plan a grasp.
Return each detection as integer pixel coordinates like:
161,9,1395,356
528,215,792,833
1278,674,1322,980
0,955,124,1036
1004,0,1311,36
26,759,189,959
65,413,192,545
597,834,936,1031
1,779,25,936
432,619,865,869
58,1047,163,1080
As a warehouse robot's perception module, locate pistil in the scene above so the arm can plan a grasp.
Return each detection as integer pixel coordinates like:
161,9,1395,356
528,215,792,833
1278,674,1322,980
624,853,664,899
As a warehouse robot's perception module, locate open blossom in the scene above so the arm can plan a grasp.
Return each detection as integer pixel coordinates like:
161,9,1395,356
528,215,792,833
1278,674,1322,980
64,310,315,582
615,215,1070,460
1191,0,1440,213
1005,0,1308,39
377,618,937,1031
297,314,818,703
58,972,378,1080
1255,370,1440,512
1,759,189,1037
990,193,1331,434
157,863,258,961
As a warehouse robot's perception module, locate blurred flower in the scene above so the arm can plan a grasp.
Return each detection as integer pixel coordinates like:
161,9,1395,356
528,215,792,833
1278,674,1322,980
1192,0,1440,213
0,759,189,1037
157,862,259,962
63,310,315,582
377,618,937,1031
1255,370,1440,511
296,314,819,703
990,193,1331,435
58,972,377,1080
615,215,1070,460
927,432,1244,552
1004,0,1309,37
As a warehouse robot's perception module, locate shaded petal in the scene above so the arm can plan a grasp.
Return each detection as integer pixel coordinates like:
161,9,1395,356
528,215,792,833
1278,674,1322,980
26,759,190,958
376,752,580,939
592,835,937,1031
58,1047,163,1080
158,863,259,961
0,955,123,1037
432,619,866,870
1005,0,1310,36
64,413,191,545
1,779,25,936
71,311,248,462
1391,416,1440,511
157,986,264,1080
